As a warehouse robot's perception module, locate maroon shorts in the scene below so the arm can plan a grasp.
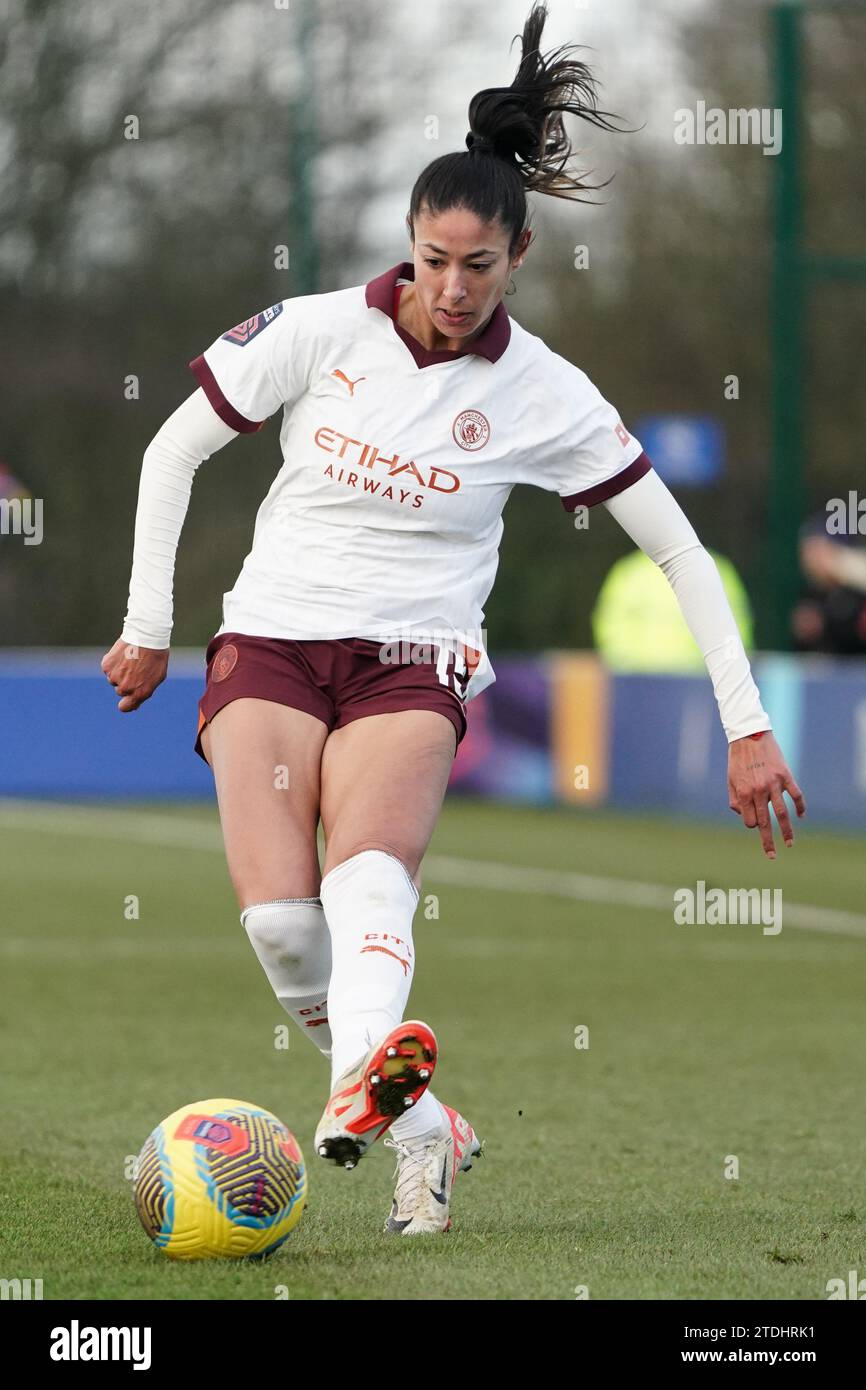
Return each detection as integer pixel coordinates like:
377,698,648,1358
194,632,469,761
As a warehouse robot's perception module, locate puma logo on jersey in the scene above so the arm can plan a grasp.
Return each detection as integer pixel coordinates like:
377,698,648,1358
332,368,367,396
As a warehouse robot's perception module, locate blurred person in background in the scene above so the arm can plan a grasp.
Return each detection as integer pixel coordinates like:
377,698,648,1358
592,548,754,672
792,514,866,655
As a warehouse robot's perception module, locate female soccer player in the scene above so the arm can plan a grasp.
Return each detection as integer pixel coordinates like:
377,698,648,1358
102,2,805,1236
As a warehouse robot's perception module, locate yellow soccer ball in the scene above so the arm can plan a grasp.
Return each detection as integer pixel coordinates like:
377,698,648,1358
134,1099,306,1259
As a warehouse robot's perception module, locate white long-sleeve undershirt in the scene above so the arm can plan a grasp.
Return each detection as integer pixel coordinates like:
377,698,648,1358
603,469,771,742
121,390,237,649
121,390,770,742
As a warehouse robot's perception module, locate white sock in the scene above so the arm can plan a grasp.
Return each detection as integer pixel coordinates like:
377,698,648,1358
319,852,448,1138
389,1089,448,1141
319,849,419,1085
241,899,332,1059
241,890,446,1136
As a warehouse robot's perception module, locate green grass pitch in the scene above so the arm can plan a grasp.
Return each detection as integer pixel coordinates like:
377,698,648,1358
1,796,864,1301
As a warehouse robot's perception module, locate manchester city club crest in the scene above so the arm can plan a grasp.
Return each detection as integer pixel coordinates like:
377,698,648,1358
211,644,239,682
452,409,490,451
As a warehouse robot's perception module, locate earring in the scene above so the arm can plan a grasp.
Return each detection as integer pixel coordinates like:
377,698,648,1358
505,275,517,296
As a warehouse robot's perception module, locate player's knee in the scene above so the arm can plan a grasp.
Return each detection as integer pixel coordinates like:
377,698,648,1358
231,871,320,911
241,898,330,993
226,839,322,910
243,898,305,958
325,840,419,887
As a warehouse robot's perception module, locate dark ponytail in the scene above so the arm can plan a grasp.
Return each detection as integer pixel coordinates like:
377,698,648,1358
407,1,630,258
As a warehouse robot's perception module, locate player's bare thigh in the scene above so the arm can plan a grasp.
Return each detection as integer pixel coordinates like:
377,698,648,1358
319,709,457,890
200,697,328,907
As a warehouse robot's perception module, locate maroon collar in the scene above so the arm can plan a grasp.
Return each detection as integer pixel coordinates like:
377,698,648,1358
365,261,511,368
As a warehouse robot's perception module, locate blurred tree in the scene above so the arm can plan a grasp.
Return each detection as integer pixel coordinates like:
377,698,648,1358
0,0,485,645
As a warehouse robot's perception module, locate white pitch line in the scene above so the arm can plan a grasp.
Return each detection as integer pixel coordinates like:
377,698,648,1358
1,799,865,940
0,800,224,852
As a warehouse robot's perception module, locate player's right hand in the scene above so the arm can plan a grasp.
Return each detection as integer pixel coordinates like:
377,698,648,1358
100,638,169,712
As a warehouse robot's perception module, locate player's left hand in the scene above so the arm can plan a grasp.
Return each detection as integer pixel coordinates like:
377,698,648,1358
727,731,805,858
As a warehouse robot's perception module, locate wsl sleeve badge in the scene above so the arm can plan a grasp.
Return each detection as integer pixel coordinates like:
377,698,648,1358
134,1098,306,1259
221,302,284,346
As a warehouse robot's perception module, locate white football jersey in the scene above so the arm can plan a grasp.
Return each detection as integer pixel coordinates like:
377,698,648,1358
190,261,650,700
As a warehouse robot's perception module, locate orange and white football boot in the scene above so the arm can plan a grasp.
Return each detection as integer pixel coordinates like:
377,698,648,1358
382,1103,484,1235
314,1020,438,1170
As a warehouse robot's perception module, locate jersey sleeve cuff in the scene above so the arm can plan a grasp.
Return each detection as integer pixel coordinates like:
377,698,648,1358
189,355,266,434
726,719,773,744
560,451,653,511
120,623,171,651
